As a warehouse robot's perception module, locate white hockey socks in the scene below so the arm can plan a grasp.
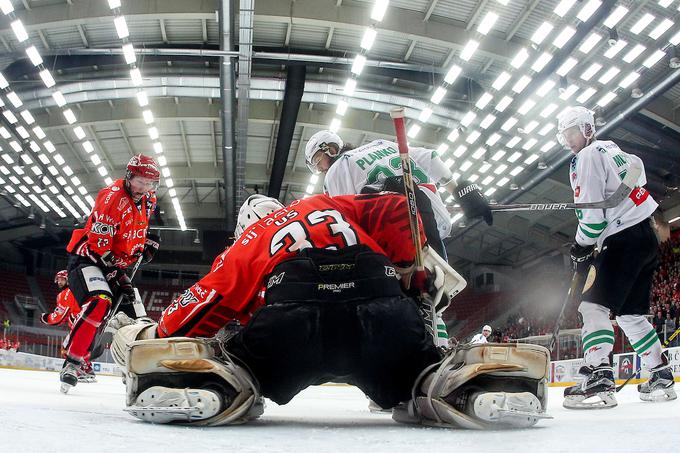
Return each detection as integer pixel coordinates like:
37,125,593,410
578,302,614,366
616,315,663,369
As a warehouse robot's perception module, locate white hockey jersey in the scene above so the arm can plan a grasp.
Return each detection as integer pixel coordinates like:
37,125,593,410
323,139,453,238
470,333,488,344
569,140,657,249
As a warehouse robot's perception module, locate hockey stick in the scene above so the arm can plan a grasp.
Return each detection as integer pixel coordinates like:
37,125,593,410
548,268,588,353
615,326,680,392
391,108,442,341
90,254,144,359
449,163,642,214
390,107,424,270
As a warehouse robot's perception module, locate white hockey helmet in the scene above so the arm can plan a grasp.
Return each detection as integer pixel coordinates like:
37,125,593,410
234,194,284,239
556,106,595,147
305,130,344,174
482,325,492,333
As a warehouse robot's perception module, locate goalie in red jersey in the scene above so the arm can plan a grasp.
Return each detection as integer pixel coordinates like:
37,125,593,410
113,193,550,429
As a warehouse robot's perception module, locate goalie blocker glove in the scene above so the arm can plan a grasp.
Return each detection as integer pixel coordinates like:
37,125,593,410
453,180,493,226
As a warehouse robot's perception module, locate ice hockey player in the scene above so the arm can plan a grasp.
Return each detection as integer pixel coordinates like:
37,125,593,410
557,106,675,409
59,154,161,393
304,130,492,347
112,193,551,429
40,270,96,382
470,325,492,344
304,130,493,259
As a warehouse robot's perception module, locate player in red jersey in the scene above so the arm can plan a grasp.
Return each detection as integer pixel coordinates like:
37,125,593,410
59,154,161,393
41,270,96,382
112,193,549,429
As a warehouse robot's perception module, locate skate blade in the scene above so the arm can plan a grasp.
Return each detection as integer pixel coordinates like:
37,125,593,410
60,383,74,394
474,392,548,428
639,387,677,402
563,391,617,410
125,387,221,424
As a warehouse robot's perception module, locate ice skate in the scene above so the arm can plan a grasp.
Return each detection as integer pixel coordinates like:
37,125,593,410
125,386,224,424
77,361,97,383
59,359,80,394
638,356,676,402
563,365,617,409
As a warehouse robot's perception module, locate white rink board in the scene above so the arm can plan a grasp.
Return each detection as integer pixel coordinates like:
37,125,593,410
1,367,679,453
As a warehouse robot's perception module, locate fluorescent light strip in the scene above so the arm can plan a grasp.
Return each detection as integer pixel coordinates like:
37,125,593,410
576,0,602,22
630,13,655,35
553,26,576,48
604,40,627,59
603,5,628,28
579,33,602,53
495,96,513,112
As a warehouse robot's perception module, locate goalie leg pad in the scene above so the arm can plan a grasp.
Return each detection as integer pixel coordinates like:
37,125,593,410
124,337,262,426
393,343,551,429
110,320,157,371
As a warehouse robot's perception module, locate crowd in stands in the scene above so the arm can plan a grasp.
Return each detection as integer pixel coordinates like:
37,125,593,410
0,337,20,351
649,236,680,346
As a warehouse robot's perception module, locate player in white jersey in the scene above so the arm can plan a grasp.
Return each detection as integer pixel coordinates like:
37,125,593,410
470,325,492,344
305,130,493,260
556,106,675,409
305,131,491,349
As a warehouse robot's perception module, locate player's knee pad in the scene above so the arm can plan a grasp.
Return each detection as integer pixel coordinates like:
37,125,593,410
615,314,652,337
578,300,610,320
68,264,113,306
393,343,550,429
124,337,262,426
578,301,613,337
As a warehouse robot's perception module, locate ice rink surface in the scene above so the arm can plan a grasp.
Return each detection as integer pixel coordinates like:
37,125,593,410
1,367,678,453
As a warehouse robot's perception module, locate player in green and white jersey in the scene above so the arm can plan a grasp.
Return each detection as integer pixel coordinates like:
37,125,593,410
557,106,674,409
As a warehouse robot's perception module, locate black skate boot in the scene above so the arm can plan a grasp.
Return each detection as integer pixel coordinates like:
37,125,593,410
60,358,80,394
563,364,617,409
638,354,676,402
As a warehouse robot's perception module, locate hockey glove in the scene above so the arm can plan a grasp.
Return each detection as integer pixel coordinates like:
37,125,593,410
570,243,594,273
142,232,160,264
115,273,136,304
453,180,493,226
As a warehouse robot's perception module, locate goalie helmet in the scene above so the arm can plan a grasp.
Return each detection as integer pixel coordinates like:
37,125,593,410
556,106,595,147
305,130,343,174
54,269,68,283
234,194,284,239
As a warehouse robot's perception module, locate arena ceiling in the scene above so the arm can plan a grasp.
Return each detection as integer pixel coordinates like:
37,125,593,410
0,0,679,271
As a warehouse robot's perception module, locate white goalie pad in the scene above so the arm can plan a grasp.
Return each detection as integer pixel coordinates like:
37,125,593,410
422,245,467,313
394,343,551,429
124,337,262,426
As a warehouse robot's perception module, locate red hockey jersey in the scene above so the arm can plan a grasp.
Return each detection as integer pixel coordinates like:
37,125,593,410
67,179,156,269
158,193,425,338
41,288,80,329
